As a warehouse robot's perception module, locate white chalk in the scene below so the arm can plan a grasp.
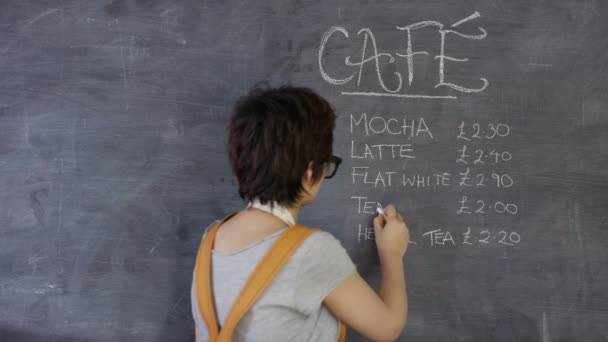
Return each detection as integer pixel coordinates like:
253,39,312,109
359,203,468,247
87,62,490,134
376,202,385,217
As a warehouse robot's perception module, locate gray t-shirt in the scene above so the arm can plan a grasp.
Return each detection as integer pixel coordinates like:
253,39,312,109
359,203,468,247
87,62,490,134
191,221,357,342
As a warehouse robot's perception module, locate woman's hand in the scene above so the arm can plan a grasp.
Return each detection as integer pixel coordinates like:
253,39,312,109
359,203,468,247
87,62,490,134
373,204,410,259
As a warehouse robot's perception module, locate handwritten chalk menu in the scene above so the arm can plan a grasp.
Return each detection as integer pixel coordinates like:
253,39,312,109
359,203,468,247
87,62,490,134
318,14,523,252
1,1,606,342
349,116,521,248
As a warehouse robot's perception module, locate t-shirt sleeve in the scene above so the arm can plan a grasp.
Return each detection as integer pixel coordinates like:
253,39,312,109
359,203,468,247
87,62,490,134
294,231,357,314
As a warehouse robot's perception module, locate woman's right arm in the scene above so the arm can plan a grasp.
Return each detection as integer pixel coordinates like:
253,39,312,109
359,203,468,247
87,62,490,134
323,205,409,342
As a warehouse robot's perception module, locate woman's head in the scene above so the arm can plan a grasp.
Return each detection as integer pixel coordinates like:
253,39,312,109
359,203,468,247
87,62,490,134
227,84,336,208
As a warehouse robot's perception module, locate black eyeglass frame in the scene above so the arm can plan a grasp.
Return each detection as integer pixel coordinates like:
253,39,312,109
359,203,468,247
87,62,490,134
324,155,342,179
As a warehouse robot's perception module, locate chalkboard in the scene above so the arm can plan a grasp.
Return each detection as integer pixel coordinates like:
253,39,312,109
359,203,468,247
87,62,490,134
1,1,607,341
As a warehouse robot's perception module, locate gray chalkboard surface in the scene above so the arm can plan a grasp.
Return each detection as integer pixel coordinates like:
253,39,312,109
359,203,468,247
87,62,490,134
1,1,607,341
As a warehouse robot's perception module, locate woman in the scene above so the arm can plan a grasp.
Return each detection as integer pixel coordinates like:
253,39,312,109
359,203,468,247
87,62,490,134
191,85,410,341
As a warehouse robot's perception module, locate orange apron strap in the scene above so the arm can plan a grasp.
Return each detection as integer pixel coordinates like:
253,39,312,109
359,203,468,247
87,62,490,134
217,224,318,341
338,321,347,341
194,212,239,341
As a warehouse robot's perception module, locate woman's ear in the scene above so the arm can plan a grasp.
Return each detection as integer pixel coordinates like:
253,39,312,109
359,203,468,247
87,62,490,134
303,161,314,184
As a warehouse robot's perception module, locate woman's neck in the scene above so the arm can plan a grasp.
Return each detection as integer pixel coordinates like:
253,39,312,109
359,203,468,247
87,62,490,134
287,206,300,223
247,199,301,226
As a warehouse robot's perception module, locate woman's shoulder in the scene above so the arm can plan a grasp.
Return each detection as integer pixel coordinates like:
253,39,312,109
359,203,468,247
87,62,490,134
298,229,346,253
291,229,355,272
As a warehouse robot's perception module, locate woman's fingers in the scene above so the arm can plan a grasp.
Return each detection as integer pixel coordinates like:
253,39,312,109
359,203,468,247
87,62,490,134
373,214,385,230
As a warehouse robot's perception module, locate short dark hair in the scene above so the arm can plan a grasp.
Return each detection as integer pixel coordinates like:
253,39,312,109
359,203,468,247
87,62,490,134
227,84,336,208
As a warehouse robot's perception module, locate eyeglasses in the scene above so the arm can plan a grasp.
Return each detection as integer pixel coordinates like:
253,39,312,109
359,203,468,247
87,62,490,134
324,155,342,179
